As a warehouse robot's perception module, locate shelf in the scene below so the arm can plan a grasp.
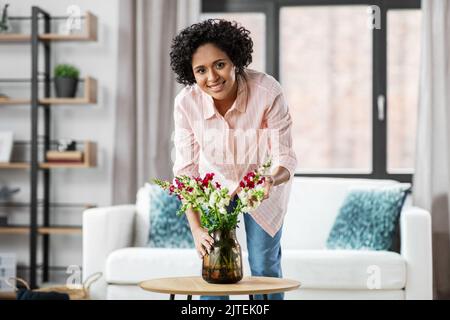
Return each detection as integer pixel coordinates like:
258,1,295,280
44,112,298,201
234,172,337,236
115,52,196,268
40,12,98,41
41,77,97,104
0,162,29,169
0,225,82,235
0,99,30,105
39,162,95,168
44,140,97,167
0,226,29,234
0,12,98,43
0,34,30,42
0,140,97,169
0,77,97,105
0,163,95,169
0,292,16,300
38,227,82,235
0,202,96,208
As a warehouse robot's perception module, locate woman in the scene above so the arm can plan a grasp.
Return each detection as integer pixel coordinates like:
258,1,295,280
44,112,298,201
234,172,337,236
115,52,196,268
170,19,297,300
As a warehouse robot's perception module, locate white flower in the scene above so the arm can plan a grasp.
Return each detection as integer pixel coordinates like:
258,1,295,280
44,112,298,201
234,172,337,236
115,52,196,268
238,191,248,205
197,196,207,205
237,185,266,213
218,197,230,208
209,191,219,207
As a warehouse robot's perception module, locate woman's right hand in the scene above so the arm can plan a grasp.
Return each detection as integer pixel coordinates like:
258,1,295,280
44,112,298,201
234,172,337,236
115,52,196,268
192,227,214,259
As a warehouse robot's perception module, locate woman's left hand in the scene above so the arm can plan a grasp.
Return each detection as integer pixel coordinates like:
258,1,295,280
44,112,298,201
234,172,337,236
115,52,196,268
263,176,275,199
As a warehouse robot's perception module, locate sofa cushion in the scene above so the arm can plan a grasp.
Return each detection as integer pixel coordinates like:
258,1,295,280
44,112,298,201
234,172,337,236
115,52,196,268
282,249,406,290
147,185,194,248
134,184,152,247
326,183,411,250
282,178,400,250
105,247,251,284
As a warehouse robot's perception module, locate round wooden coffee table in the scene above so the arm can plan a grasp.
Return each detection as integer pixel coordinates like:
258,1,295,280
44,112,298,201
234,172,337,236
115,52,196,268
139,276,300,300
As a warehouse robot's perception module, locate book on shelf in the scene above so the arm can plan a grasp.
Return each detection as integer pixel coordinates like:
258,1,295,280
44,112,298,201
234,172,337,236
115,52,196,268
46,150,83,161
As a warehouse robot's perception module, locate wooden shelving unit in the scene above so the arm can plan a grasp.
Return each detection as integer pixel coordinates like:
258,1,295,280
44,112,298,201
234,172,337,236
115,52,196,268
0,141,97,169
40,11,97,41
42,141,97,168
0,77,97,106
0,12,98,42
0,7,98,289
40,77,97,105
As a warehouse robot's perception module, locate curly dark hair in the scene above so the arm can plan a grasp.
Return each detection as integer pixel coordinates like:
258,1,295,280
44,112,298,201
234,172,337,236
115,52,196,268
170,19,253,86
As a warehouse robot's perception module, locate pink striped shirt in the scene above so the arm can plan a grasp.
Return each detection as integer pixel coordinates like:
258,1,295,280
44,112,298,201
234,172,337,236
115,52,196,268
173,69,297,237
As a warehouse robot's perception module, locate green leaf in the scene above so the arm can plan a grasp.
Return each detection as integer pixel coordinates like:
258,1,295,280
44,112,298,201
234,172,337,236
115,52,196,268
54,64,80,78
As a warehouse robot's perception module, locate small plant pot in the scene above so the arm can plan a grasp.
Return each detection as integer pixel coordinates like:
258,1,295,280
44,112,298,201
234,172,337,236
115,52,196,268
54,77,78,98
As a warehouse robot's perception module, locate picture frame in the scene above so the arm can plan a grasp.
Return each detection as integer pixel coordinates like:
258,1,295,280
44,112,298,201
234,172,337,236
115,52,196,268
0,131,14,163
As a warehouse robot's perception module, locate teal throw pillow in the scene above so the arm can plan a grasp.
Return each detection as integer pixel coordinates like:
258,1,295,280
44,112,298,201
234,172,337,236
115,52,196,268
147,185,194,248
326,183,411,251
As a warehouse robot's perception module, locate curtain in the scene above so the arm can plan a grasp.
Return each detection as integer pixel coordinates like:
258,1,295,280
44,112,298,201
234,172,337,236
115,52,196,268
112,0,200,204
413,0,450,299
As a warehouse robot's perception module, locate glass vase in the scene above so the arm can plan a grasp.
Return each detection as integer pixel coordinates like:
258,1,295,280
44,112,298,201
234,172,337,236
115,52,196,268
202,228,243,284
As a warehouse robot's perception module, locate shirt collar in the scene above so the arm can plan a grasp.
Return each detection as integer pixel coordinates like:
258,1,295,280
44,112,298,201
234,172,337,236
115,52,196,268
202,72,248,120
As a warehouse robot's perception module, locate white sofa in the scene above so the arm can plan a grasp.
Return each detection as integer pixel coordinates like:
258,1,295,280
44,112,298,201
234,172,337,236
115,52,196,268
82,177,433,300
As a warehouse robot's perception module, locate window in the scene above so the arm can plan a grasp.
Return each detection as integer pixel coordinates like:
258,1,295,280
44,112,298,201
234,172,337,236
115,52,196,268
387,9,421,173
281,6,372,173
202,0,421,182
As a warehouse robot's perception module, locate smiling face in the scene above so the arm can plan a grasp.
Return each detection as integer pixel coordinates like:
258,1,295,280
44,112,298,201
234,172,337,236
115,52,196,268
191,43,238,102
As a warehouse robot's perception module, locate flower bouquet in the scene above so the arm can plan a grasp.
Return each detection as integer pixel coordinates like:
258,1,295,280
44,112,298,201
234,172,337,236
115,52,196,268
153,159,272,284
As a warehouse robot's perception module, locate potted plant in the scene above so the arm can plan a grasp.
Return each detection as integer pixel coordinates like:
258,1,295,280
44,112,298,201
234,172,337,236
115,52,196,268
54,64,80,98
153,159,272,284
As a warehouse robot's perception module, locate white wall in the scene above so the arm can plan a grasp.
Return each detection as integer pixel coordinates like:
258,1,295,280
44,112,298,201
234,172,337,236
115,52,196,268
0,0,119,279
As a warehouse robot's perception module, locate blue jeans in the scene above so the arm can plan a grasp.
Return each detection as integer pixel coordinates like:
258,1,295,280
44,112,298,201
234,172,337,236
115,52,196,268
200,197,284,300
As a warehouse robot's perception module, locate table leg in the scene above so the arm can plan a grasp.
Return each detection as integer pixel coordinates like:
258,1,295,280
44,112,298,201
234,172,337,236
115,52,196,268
263,294,268,300
187,295,192,300
249,295,254,300
170,294,175,300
